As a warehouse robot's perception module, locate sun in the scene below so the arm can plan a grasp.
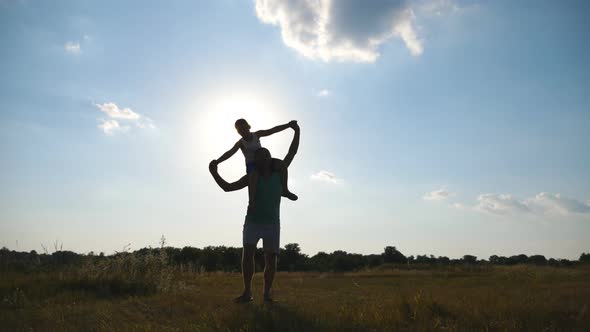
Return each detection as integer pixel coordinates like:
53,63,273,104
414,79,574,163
197,92,285,167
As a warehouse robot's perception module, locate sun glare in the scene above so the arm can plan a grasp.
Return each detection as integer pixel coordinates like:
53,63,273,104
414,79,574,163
196,92,286,176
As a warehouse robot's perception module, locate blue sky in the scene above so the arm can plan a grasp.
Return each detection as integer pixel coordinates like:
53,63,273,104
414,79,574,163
1,0,589,259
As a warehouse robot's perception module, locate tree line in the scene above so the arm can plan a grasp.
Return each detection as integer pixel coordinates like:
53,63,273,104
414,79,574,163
1,244,589,273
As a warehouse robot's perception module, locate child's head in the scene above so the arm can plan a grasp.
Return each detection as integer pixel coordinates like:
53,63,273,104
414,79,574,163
234,118,251,138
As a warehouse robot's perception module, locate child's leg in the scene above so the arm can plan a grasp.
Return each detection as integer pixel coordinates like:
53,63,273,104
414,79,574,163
272,159,297,201
248,171,259,211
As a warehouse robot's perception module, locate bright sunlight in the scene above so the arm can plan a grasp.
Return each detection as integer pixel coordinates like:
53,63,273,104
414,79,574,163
196,92,288,178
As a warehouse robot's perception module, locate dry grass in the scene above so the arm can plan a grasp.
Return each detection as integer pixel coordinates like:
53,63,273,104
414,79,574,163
1,263,589,331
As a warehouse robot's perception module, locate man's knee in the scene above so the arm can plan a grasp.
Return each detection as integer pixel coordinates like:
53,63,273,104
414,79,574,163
264,252,277,267
243,245,256,261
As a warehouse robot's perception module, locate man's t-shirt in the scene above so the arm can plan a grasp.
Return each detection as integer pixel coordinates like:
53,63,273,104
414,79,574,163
245,172,281,225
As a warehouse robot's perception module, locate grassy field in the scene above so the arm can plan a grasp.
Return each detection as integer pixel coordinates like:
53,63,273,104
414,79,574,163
1,265,589,331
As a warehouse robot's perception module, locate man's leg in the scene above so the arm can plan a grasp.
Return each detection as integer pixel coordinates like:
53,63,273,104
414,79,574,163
262,223,280,300
240,244,256,299
263,251,277,299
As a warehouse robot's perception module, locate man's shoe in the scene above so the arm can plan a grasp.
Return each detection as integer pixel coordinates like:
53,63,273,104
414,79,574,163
263,295,277,304
233,294,253,303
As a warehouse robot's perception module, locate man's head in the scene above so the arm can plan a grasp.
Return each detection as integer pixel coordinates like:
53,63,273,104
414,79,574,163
234,119,251,138
254,148,272,172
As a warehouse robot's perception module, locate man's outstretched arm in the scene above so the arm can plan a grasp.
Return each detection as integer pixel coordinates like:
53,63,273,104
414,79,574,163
283,122,300,168
209,161,248,192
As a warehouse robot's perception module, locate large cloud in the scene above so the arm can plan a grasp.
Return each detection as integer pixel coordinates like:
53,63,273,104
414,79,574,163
255,0,423,62
94,102,155,135
451,192,590,216
96,102,140,120
98,119,129,136
475,194,530,215
423,189,454,201
317,89,330,97
311,170,342,184
64,41,81,54
527,192,590,215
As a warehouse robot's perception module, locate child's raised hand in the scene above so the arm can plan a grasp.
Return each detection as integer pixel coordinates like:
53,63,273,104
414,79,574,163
288,120,298,129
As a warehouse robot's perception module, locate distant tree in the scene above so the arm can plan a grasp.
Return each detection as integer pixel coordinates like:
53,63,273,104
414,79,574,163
366,254,383,267
437,256,450,265
462,255,477,264
51,250,80,266
329,250,365,271
527,255,547,265
332,250,352,271
178,246,201,264
515,254,528,264
279,243,308,271
200,246,221,271
416,255,433,264
497,256,509,265
254,248,266,271
219,246,241,272
505,254,528,265
309,252,330,271
489,255,500,264
1,243,582,273
382,246,406,264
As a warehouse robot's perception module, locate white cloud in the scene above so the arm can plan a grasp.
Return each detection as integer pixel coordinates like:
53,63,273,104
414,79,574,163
98,119,129,135
417,0,462,16
454,192,590,216
311,170,341,184
475,193,530,215
64,41,81,54
255,0,423,62
526,192,590,215
393,15,423,56
317,89,330,97
135,117,156,129
452,202,466,209
423,188,454,201
95,102,140,120
94,102,155,135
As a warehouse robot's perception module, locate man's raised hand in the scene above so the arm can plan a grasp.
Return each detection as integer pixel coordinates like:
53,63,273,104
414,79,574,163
209,160,218,173
288,120,298,129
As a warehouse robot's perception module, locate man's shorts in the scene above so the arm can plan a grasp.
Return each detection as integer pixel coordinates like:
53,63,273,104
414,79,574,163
243,222,280,254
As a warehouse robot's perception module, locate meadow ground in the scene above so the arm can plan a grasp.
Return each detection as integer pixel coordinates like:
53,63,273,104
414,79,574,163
1,265,589,331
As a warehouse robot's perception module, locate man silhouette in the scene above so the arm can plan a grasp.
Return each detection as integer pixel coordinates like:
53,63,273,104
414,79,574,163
209,122,300,303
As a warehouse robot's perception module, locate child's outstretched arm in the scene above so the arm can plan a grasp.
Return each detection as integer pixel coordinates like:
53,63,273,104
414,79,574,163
214,141,241,165
255,120,297,138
